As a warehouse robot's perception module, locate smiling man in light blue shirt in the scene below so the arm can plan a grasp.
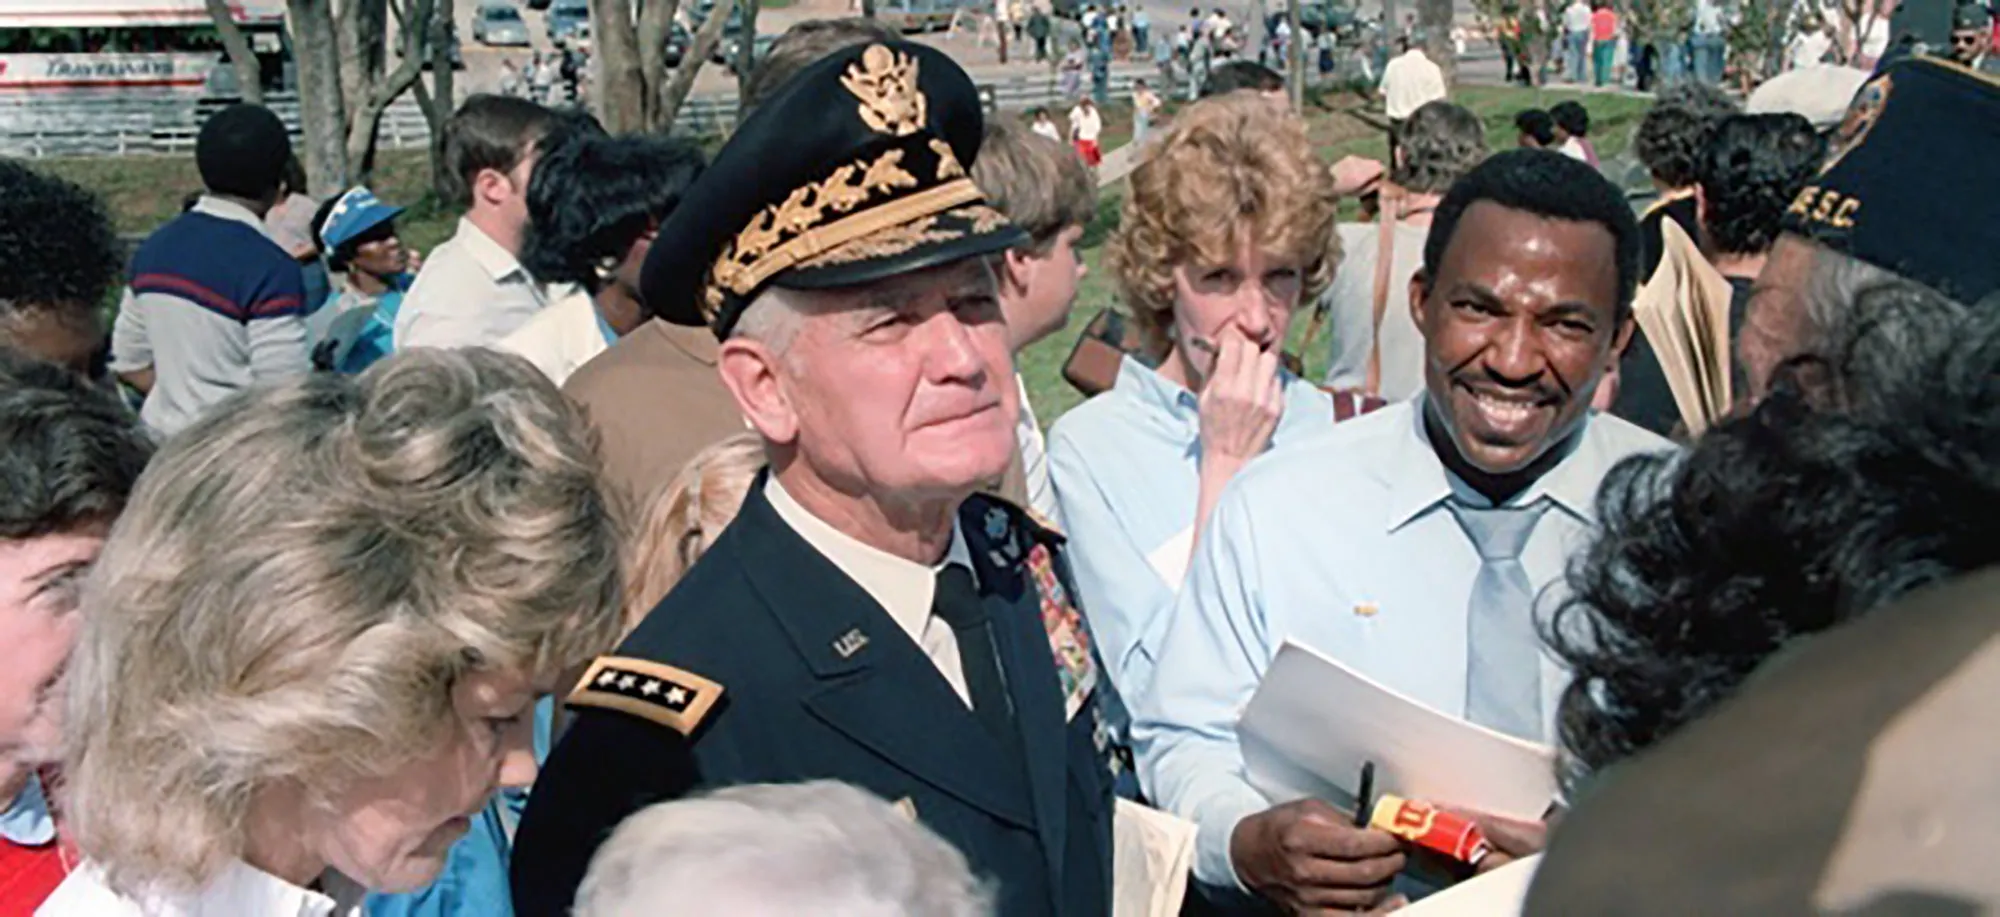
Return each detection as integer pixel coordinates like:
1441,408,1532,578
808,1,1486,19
1134,150,1675,912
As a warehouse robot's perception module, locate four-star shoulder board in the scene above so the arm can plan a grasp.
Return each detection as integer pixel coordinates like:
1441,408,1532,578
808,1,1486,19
566,656,724,735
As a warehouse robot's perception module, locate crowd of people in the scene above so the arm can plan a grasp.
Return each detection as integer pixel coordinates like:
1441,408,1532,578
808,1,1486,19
3,9,2000,917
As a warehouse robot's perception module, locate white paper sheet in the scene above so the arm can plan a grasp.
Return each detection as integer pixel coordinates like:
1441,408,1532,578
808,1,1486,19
1237,640,1559,822
1398,855,1541,916
1111,799,1197,917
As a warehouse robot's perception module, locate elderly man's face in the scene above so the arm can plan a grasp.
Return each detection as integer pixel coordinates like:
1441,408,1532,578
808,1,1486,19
1737,232,1821,403
1413,200,1627,476
766,259,1020,502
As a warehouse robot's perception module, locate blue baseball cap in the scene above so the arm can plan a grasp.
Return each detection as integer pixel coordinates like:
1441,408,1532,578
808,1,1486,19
318,186,404,251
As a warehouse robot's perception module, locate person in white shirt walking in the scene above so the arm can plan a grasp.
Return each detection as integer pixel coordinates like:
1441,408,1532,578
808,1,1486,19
1562,0,1593,81
1069,96,1104,165
394,94,559,350
1379,37,1447,166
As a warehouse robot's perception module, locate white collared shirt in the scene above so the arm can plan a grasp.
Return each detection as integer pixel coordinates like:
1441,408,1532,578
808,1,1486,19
1380,48,1448,120
764,475,976,706
496,287,612,386
38,859,365,917
394,217,549,349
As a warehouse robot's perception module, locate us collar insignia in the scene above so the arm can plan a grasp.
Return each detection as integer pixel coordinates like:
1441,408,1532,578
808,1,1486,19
833,627,870,659
843,44,927,136
984,506,1022,564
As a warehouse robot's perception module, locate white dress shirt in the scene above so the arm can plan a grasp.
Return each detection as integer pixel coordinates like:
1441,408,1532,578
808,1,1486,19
764,475,977,705
1563,0,1593,33
1380,48,1448,120
38,859,365,917
1132,398,1672,891
496,287,612,386
394,218,548,349
1069,104,1103,143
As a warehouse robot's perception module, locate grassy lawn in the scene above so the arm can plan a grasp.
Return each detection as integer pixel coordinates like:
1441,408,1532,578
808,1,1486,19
39,82,1654,429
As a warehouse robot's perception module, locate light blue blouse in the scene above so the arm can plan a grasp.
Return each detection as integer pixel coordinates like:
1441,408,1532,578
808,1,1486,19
1046,355,1335,704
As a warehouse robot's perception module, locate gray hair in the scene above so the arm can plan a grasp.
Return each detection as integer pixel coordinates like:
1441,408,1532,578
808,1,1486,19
729,286,806,353
62,348,628,898
574,781,994,917
1392,101,1487,194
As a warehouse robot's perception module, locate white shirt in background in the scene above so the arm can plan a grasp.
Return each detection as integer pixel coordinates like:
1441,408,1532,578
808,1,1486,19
394,217,549,349
1558,136,1590,162
1032,118,1062,142
1070,104,1103,143
1563,0,1593,33
496,287,611,387
1380,47,1447,120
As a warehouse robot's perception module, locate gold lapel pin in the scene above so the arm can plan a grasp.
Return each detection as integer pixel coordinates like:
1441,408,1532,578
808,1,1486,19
1354,601,1380,618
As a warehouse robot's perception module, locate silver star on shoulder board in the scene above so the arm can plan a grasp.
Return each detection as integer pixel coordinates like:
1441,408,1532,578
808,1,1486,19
666,686,689,705
617,673,638,690
640,679,662,696
596,670,618,687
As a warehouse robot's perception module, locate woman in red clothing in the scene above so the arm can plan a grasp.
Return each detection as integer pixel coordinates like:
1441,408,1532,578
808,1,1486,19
1590,0,1619,87
0,355,152,916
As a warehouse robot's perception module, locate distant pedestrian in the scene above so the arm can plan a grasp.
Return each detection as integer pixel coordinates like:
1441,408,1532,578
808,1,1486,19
1059,40,1086,98
1030,105,1064,141
1069,96,1104,165
1379,36,1446,162
1563,0,1591,81
1591,0,1619,86
306,186,413,374
1551,99,1598,166
1028,7,1051,60
108,103,309,437
1132,77,1161,144
500,59,523,96
1134,6,1151,53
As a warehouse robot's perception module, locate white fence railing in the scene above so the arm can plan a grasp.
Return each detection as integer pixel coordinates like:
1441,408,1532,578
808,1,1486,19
1,64,1170,158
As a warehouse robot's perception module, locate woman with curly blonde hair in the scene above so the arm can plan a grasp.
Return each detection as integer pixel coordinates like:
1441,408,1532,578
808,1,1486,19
622,432,764,632
1046,91,1341,700
43,348,627,915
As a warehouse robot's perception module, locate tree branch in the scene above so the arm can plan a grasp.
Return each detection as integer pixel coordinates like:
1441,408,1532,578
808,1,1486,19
658,0,736,131
202,0,266,103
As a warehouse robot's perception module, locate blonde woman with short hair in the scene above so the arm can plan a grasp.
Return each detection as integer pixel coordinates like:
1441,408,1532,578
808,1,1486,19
622,432,764,632
43,348,627,915
1045,91,1341,699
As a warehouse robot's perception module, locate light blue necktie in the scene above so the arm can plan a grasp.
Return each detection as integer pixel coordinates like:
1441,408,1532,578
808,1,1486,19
1446,500,1551,741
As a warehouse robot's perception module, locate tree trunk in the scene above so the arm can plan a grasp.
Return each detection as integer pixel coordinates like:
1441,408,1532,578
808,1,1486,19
425,0,456,194
288,0,349,192
203,0,266,102
734,0,760,101
1287,0,1304,107
1419,0,1454,83
637,0,681,128
658,0,734,130
862,0,875,17
344,0,434,185
592,0,645,131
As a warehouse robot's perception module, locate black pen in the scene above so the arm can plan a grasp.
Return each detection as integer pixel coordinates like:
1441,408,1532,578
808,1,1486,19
1353,761,1375,828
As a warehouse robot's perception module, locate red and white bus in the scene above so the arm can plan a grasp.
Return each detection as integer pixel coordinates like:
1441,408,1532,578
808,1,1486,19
0,0,288,93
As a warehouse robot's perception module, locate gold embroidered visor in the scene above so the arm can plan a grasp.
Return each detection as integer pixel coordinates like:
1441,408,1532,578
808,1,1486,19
640,41,1027,339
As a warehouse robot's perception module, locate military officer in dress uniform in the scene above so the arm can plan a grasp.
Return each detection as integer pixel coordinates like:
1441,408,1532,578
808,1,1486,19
508,40,1119,917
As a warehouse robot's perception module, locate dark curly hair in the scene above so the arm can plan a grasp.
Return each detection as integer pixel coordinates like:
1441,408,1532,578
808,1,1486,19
1393,101,1487,195
0,347,154,541
1549,100,1589,138
1423,148,1640,320
1514,108,1556,146
1632,83,1738,189
0,160,122,324
520,132,706,297
1695,113,1824,257
1544,279,2000,794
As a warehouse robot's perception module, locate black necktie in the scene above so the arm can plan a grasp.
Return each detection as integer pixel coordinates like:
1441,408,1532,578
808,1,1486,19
933,564,1016,741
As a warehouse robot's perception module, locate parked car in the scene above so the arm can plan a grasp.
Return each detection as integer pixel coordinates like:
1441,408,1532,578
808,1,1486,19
526,0,550,9
472,3,532,46
665,21,691,67
877,0,953,32
547,0,590,44
724,33,776,74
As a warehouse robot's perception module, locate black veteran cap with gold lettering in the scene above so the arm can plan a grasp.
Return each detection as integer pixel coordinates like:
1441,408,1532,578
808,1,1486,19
1782,57,2000,306
641,41,1027,338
